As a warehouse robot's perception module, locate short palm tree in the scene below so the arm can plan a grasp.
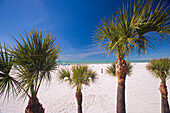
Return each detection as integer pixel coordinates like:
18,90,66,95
147,58,170,113
94,0,169,113
9,29,61,113
106,62,132,77
58,65,97,113
0,43,20,99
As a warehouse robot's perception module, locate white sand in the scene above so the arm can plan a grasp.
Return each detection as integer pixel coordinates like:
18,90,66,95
0,62,170,113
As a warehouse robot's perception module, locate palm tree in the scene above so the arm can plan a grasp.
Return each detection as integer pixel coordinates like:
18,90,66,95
58,65,97,113
106,62,132,77
0,43,20,100
9,29,61,113
147,58,170,113
94,0,169,113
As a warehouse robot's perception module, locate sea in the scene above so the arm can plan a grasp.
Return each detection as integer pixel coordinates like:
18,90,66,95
56,60,149,64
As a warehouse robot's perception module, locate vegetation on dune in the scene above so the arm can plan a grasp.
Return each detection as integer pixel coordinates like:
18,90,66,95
147,58,170,113
58,65,97,113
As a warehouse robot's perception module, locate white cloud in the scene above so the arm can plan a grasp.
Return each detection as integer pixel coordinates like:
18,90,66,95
78,51,103,59
60,51,103,61
60,44,104,60
129,57,170,61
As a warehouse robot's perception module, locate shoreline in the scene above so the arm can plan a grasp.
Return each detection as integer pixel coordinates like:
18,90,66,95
57,61,149,65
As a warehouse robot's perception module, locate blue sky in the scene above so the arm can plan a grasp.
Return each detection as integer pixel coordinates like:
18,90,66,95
0,0,169,61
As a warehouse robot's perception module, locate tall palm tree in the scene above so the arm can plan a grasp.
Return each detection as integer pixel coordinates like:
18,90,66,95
147,58,170,113
0,43,20,100
106,62,132,77
94,0,169,113
9,29,61,113
58,65,97,113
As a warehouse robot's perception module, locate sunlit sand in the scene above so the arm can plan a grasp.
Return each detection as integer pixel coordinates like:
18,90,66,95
0,62,169,113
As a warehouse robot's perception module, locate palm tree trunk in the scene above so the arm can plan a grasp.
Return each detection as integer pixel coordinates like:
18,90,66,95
161,95,164,113
116,55,127,113
160,81,170,113
25,97,44,113
76,87,83,113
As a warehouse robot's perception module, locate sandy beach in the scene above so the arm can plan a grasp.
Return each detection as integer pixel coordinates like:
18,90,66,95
0,62,170,113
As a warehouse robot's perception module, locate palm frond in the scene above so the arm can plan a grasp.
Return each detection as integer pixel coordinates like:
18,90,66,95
86,69,97,82
94,0,169,57
106,62,132,76
146,58,170,82
137,0,170,42
58,65,97,91
9,29,61,98
0,43,21,100
106,62,116,76
93,0,152,57
58,67,72,84
126,62,133,76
